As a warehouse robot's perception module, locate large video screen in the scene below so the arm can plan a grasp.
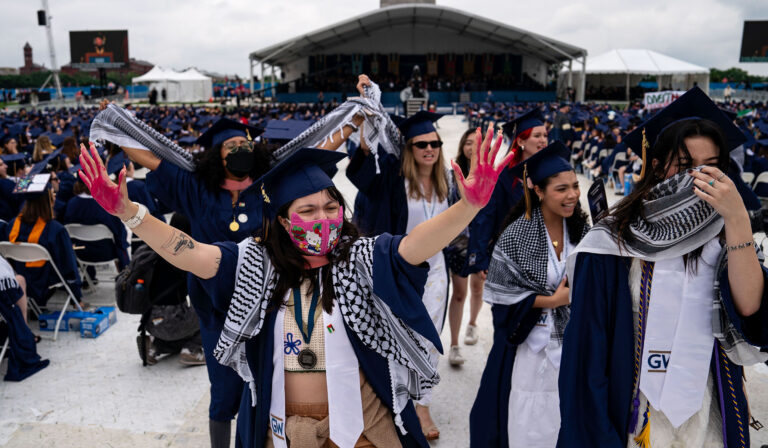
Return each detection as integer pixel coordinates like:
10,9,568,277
69,30,129,68
740,21,768,63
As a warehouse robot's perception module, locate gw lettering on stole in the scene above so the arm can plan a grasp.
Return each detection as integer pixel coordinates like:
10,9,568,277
270,414,285,439
535,312,548,327
647,350,671,372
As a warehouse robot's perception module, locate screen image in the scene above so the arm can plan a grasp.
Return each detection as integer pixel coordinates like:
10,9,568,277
69,30,129,67
739,21,768,63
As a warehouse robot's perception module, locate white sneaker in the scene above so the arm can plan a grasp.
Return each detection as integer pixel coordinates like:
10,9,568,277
448,345,464,366
464,324,479,345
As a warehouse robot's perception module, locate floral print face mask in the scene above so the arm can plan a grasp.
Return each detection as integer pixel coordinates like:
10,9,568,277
288,206,343,256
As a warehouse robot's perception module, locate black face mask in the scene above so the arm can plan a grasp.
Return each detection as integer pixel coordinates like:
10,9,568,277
225,149,255,178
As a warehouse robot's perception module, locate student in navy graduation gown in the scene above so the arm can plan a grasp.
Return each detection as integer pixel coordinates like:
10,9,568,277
559,87,768,447
1,174,83,309
78,128,512,448
0,257,49,381
469,142,589,447
104,87,367,447
463,109,549,278
346,110,458,439
61,176,130,271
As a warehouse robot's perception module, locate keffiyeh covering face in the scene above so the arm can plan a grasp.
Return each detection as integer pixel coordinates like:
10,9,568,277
89,81,402,171
214,236,438,419
567,167,766,365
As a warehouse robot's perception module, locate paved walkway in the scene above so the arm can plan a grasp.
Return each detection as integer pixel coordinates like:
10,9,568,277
2,115,768,447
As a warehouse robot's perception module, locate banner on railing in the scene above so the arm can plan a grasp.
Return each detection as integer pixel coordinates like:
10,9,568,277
643,91,686,110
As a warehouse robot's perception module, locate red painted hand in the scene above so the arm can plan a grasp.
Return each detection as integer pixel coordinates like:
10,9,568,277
78,142,130,217
451,126,514,209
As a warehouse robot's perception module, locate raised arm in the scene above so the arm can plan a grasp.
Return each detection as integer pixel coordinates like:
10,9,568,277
98,100,162,170
316,74,370,152
398,127,513,265
78,142,220,279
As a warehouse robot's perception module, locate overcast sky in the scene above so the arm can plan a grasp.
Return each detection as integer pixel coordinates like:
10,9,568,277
2,0,767,78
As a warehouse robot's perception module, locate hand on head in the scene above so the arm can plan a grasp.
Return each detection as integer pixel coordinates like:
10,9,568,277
78,142,130,218
451,126,515,209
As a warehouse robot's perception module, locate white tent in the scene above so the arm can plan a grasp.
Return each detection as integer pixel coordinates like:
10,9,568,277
558,49,710,101
132,66,213,103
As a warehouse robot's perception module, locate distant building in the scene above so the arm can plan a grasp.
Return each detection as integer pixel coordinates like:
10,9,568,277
19,42,46,75
0,67,20,75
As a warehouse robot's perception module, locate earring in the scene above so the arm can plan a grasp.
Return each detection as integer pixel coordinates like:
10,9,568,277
521,145,525,151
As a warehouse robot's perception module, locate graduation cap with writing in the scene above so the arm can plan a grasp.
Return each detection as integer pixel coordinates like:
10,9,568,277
196,118,262,148
624,87,746,180
12,173,52,198
397,111,443,140
256,148,345,225
502,109,545,143
262,119,312,143
509,141,573,219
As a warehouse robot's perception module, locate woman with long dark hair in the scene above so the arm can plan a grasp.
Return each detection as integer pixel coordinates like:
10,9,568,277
445,128,486,366
91,76,373,447
78,127,511,448
559,87,768,447
470,142,588,447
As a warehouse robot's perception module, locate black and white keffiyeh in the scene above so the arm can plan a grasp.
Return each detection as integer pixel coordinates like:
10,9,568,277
484,207,588,344
213,236,438,418
90,81,402,171
567,167,766,365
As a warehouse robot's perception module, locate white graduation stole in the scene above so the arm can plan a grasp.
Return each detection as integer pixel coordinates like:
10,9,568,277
639,239,719,428
269,300,365,448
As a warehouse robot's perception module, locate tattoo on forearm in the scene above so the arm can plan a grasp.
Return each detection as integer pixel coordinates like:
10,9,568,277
161,230,195,255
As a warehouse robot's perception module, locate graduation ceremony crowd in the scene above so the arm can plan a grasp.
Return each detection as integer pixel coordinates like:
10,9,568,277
3,72,768,448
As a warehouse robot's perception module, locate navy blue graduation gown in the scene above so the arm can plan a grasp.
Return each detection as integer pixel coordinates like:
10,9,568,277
469,296,541,447
0,178,22,222
346,150,409,236
61,196,130,269
0,280,49,381
200,234,435,448
557,252,768,448
126,179,165,221
2,219,82,305
145,160,263,421
465,168,522,274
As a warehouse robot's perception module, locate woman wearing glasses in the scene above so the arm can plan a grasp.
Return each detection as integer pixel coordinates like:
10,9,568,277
346,111,456,440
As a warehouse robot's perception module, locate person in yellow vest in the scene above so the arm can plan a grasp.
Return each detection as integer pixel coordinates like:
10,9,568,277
1,173,83,310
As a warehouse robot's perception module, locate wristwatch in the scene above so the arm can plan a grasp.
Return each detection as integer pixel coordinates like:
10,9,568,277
122,202,148,229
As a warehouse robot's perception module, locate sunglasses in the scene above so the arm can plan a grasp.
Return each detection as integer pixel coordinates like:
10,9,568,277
223,141,253,152
412,140,443,149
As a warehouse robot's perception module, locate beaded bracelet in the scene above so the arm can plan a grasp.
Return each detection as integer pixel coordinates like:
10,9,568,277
726,240,754,253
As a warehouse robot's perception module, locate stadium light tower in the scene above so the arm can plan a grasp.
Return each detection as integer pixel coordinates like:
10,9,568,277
38,0,63,100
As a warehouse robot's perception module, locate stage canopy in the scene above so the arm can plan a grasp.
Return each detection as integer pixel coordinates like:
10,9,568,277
558,49,710,101
249,3,587,100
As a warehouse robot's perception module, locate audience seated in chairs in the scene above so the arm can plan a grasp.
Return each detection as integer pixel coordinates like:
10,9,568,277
1,178,84,310
61,176,130,283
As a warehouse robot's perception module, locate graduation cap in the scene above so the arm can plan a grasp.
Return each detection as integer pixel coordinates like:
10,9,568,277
1,153,28,174
509,141,573,219
262,119,312,143
388,113,406,126
29,149,63,175
12,173,51,198
256,147,346,222
196,118,262,148
624,87,746,180
397,111,443,140
501,109,545,143
106,151,129,175
177,135,198,147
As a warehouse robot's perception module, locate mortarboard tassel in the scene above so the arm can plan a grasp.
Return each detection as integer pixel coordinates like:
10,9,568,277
633,405,651,448
639,128,649,180
523,164,532,220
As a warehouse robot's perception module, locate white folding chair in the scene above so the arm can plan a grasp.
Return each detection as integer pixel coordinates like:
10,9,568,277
741,171,755,187
64,223,120,289
0,242,83,340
